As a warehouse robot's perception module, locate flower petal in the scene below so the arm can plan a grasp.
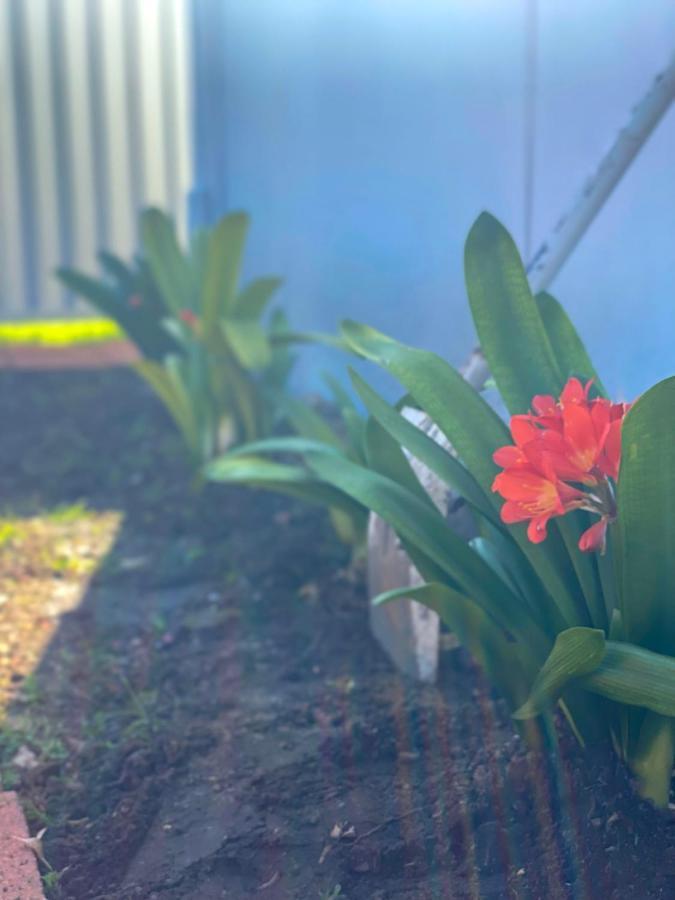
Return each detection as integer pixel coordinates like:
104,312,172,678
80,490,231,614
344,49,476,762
560,377,586,407
598,419,622,480
590,398,611,446
510,415,540,448
578,517,608,553
562,403,599,471
493,445,527,468
522,434,593,484
527,515,551,543
500,500,531,524
492,469,557,502
531,394,558,417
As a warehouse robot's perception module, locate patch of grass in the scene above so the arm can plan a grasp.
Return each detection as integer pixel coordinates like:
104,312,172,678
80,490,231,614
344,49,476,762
22,796,53,827
0,318,121,346
19,673,43,706
0,520,19,547
0,716,68,768
42,869,67,893
45,502,89,524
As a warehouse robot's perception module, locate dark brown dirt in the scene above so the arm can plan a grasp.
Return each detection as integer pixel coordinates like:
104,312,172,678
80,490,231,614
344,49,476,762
1,369,675,900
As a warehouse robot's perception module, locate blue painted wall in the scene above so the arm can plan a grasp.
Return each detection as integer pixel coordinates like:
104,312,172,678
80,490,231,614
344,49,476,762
190,0,675,400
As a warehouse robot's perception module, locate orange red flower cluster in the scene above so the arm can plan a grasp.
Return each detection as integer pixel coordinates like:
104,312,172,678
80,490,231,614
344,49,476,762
492,378,630,552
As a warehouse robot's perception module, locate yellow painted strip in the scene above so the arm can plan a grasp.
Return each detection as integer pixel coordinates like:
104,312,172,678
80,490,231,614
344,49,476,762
0,319,121,346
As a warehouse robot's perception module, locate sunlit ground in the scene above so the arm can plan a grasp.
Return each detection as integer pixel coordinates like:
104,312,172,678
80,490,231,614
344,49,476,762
0,506,121,779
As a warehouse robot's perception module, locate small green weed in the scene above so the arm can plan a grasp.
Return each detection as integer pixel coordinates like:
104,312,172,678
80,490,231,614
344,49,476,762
0,520,19,547
46,502,89,524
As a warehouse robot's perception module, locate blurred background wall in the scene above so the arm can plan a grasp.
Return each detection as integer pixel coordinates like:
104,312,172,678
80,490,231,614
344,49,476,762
0,0,192,317
1,0,674,399
190,0,675,399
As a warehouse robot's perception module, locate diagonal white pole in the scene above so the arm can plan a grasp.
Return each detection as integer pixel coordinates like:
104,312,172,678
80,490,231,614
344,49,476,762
467,50,675,391
528,51,675,292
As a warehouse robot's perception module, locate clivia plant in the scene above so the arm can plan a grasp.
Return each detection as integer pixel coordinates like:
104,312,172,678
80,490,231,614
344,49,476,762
58,209,298,466
204,374,369,550
267,212,675,806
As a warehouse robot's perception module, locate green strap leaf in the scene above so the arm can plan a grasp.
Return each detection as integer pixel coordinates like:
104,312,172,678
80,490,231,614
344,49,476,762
307,450,543,644
537,291,606,395
374,583,540,707
282,396,345,450
323,372,358,415
216,436,342,458
323,374,366,462
204,454,367,522
56,269,121,319
341,320,509,497
270,330,349,351
203,211,249,326
469,536,523,601
141,208,195,314
627,712,675,807
364,417,437,511
342,319,582,630
478,522,567,635
464,212,563,413
349,368,498,525
464,215,604,629
552,514,606,631
582,641,675,718
56,267,179,361
135,359,199,460
617,376,675,653
97,251,135,294
221,318,271,370
231,276,282,318
514,626,606,719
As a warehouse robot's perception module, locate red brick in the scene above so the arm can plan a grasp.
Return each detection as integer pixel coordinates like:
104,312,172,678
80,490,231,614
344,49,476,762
0,340,139,370
0,792,44,898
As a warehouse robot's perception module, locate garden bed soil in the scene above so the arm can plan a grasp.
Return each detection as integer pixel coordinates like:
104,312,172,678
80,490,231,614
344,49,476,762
1,369,675,899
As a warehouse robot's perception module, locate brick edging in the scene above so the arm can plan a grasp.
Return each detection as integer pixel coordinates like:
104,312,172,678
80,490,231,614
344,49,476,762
0,792,45,898
0,340,139,370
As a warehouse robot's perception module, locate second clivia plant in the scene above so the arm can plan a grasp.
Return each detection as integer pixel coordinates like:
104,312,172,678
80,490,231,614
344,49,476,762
59,209,297,466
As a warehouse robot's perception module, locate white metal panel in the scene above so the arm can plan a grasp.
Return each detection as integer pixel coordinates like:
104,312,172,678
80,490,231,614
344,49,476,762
24,0,61,313
98,0,135,260
0,2,25,315
0,0,193,318
139,0,169,206
60,0,98,291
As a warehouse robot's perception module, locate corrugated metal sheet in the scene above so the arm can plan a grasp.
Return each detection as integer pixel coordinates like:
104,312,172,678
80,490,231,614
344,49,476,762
0,0,192,318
